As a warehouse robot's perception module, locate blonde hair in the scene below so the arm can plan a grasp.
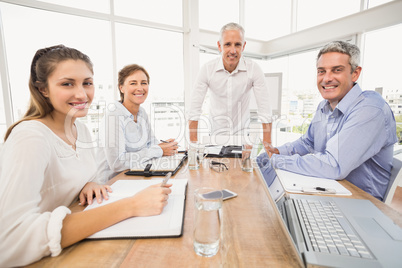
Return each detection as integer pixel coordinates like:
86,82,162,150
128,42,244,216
4,45,93,141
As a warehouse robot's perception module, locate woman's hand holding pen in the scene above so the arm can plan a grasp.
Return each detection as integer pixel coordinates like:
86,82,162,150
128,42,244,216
127,184,172,217
159,138,179,156
79,182,112,206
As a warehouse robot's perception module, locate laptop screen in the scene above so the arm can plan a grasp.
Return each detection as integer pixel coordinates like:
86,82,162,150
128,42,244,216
257,161,286,203
256,162,304,259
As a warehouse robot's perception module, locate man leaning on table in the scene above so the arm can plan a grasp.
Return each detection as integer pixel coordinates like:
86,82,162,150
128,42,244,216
258,41,397,201
188,22,272,148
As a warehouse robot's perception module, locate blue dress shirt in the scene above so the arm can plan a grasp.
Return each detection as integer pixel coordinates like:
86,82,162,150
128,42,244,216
259,84,397,200
96,101,162,182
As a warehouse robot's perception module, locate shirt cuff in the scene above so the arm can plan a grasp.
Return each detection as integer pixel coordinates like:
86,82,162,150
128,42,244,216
276,144,289,155
47,206,71,257
270,154,288,170
151,145,163,157
258,114,273,124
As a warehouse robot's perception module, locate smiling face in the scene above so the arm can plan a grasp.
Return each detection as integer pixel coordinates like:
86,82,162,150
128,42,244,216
120,70,149,108
40,59,94,119
217,29,246,73
316,52,362,110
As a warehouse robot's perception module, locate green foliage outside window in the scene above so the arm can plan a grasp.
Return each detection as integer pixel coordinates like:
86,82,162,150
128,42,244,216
291,114,402,145
395,115,402,144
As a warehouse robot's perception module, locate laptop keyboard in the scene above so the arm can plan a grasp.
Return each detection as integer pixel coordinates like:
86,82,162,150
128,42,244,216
294,199,373,259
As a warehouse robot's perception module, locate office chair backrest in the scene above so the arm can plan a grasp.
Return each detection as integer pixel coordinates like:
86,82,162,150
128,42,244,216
384,155,402,205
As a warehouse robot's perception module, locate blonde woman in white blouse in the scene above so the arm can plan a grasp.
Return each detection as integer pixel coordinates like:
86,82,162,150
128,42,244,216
0,45,172,267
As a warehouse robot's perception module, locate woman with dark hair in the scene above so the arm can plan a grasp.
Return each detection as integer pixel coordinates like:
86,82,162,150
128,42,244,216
0,46,171,267
96,64,178,182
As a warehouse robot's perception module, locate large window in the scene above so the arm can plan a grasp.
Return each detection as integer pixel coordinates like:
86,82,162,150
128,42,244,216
114,0,182,27
244,0,292,41
361,24,402,94
1,0,401,145
115,24,184,104
361,23,402,142
296,0,361,31
255,49,321,145
37,0,109,13
199,0,239,32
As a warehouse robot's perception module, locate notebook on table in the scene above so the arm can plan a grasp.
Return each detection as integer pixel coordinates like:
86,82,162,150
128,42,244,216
125,153,187,176
84,178,188,239
256,167,402,267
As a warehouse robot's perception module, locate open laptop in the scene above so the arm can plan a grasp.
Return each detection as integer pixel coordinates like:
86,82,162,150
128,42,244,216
256,166,402,267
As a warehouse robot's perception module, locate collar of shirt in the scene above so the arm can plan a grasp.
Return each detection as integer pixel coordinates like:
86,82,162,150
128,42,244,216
216,56,247,74
321,83,363,117
115,101,143,120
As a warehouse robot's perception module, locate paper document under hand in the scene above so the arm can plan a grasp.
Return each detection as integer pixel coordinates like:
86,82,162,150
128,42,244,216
84,178,188,239
275,169,352,195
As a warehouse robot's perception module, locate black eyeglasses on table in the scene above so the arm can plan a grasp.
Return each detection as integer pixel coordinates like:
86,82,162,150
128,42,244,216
209,160,229,172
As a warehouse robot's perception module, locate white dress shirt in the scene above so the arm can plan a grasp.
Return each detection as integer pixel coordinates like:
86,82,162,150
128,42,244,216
0,120,97,267
96,101,162,182
188,56,272,135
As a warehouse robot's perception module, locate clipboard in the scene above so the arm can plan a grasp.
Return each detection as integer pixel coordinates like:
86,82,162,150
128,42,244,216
206,145,242,158
275,169,352,195
125,153,187,177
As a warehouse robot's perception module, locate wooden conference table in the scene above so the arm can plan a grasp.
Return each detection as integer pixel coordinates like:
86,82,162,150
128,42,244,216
27,158,402,268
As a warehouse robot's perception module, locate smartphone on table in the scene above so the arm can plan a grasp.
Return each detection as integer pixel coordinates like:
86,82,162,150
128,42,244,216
202,189,237,200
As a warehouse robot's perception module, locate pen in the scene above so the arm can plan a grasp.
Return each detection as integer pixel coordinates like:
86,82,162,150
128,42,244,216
161,172,172,187
315,187,327,191
301,187,336,194
160,140,180,147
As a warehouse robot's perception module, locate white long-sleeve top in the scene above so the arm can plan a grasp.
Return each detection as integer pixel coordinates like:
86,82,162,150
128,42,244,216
188,56,272,135
0,120,97,267
96,101,162,182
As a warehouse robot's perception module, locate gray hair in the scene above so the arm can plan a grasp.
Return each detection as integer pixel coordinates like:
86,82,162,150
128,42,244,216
317,41,360,72
220,22,245,43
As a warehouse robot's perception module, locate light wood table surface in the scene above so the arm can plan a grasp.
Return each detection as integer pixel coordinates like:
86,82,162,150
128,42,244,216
26,158,402,268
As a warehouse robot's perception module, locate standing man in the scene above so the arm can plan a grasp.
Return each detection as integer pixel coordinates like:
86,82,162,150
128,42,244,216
188,22,272,147
258,41,397,200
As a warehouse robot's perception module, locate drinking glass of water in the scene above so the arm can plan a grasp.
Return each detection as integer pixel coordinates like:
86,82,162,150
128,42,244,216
193,187,223,257
241,144,253,172
188,142,199,170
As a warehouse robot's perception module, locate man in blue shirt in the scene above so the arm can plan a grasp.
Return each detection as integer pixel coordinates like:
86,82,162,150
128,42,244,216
258,41,397,200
